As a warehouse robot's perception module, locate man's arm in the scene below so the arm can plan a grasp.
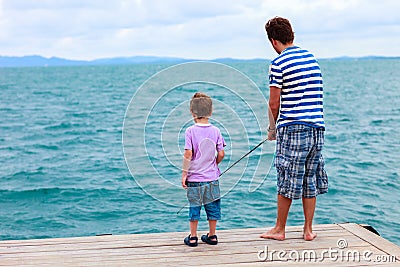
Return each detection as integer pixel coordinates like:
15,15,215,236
268,86,281,140
181,149,192,189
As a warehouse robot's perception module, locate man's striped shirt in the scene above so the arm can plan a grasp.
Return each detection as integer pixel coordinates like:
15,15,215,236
269,46,325,129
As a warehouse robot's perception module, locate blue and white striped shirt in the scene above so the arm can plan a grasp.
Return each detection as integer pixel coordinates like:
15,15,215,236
269,46,325,129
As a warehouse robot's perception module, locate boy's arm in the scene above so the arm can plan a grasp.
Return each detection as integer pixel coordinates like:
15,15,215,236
181,149,192,189
216,150,225,165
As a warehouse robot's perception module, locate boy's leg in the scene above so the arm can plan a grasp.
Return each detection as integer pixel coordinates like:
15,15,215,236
208,220,217,240
203,181,221,240
204,200,221,224
187,182,201,238
203,199,219,243
204,190,220,243
188,205,201,239
190,220,199,241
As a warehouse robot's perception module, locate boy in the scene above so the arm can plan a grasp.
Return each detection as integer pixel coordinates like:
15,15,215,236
182,92,225,247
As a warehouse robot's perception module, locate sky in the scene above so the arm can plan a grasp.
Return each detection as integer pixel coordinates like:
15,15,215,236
0,0,399,60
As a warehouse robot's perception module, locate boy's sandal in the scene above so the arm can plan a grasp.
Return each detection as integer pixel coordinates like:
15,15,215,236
184,235,198,247
201,233,218,245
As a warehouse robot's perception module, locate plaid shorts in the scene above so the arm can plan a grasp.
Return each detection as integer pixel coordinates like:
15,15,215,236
275,124,328,199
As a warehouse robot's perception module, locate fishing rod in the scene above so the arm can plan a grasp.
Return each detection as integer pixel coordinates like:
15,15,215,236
176,138,268,214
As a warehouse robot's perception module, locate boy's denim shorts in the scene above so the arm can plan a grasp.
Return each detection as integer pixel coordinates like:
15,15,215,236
186,180,221,221
275,124,328,200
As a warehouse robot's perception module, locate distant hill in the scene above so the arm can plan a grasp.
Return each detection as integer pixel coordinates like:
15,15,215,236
0,55,196,67
0,55,88,67
0,55,397,67
0,55,270,67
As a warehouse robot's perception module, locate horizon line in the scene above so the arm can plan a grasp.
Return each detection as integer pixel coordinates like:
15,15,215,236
1,54,399,68
1,54,400,61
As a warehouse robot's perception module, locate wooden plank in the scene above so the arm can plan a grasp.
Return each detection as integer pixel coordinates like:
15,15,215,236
0,240,388,266
0,245,387,266
0,224,398,266
0,227,341,248
0,228,353,255
15,262,397,267
222,261,398,267
0,224,341,247
0,232,364,259
0,226,348,255
0,235,373,261
338,223,400,261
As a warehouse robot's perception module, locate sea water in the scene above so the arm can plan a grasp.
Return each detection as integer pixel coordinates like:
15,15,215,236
0,60,399,245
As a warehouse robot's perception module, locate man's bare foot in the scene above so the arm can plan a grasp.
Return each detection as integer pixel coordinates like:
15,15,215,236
260,228,285,241
303,232,317,241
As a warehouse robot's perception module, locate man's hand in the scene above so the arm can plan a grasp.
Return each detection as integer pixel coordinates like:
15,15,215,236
267,126,276,141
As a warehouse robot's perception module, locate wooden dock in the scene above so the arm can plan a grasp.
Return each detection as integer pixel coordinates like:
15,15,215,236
0,223,399,266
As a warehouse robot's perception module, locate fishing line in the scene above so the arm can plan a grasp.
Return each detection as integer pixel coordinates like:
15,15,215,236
248,151,276,193
176,138,269,214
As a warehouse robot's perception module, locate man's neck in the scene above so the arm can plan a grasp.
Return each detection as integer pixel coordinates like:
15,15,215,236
280,43,295,53
273,39,294,54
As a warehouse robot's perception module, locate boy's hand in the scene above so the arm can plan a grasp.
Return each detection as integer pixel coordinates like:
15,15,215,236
181,175,187,189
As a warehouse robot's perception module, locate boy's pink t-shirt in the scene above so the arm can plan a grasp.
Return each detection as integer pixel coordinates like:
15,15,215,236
184,123,226,182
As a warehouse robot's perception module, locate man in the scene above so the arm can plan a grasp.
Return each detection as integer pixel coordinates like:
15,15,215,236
260,17,328,241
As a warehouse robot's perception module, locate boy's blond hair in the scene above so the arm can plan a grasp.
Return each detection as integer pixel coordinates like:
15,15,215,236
190,92,212,119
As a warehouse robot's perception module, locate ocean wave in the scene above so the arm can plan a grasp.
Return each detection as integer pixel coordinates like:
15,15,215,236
0,61,399,245
44,122,89,131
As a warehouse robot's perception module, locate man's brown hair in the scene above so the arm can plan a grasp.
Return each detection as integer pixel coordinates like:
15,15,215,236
190,92,212,118
265,17,294,44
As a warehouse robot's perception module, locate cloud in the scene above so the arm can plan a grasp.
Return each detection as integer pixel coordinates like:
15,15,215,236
0,0,399,59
